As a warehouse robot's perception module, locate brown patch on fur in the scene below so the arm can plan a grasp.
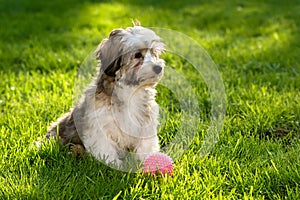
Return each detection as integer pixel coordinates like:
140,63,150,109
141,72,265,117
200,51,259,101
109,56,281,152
46,110,83,145
94,72,115,109
69,144,86,157
95,72,116,96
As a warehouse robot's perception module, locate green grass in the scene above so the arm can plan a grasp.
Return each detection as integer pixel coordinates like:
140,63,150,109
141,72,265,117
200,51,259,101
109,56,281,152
1,0,299,199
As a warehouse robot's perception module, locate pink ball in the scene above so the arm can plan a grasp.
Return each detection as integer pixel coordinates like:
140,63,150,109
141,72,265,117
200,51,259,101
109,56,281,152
142,152,173,176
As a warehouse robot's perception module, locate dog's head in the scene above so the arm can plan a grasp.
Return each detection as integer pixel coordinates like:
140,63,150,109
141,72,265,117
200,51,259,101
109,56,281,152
95,25,165,89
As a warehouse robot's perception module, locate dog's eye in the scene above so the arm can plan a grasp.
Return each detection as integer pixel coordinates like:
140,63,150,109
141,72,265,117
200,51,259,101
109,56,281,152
134,52,143,59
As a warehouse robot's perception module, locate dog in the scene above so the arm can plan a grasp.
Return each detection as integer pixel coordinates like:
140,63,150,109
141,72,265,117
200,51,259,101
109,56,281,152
46,23,165,167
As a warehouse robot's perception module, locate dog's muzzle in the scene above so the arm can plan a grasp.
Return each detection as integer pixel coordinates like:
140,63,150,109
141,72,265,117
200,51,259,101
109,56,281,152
144,51,163,75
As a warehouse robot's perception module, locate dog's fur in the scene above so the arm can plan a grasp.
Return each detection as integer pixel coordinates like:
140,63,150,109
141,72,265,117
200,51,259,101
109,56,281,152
46,24,165,166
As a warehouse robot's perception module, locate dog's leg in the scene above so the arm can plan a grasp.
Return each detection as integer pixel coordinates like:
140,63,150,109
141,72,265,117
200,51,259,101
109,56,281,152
135,136,160,161
85,137,122,166
46,110,83,146
69,144,86,157
102,144,122,167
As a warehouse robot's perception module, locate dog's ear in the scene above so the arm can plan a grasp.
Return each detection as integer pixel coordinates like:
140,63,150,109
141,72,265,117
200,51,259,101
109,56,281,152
109,29,123,37
95,29,124,77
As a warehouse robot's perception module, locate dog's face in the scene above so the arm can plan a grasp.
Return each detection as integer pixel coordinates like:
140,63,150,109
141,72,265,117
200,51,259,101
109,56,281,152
95,26,165,87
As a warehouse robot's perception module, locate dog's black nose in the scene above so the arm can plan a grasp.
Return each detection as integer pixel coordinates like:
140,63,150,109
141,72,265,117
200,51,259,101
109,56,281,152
153,65,162,74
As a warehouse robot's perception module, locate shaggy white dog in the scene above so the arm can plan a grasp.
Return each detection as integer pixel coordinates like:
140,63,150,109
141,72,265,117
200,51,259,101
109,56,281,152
47,23,165,167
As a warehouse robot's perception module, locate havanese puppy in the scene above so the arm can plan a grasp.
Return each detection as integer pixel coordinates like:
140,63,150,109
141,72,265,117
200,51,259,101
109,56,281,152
46,22,165,167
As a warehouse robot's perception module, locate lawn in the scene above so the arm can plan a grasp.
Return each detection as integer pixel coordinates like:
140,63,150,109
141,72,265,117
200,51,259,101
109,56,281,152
0,0,299,199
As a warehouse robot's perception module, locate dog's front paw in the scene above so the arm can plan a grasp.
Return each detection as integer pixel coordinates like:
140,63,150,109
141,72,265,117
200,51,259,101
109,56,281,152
69,144,86,157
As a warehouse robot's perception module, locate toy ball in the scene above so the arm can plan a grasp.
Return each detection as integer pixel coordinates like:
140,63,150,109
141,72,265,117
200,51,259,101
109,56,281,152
142,152,173,176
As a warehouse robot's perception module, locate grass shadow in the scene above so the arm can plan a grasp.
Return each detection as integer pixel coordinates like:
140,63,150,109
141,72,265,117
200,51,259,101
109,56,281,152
25,141,138,199
1,0,299,76
0,0,107,72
